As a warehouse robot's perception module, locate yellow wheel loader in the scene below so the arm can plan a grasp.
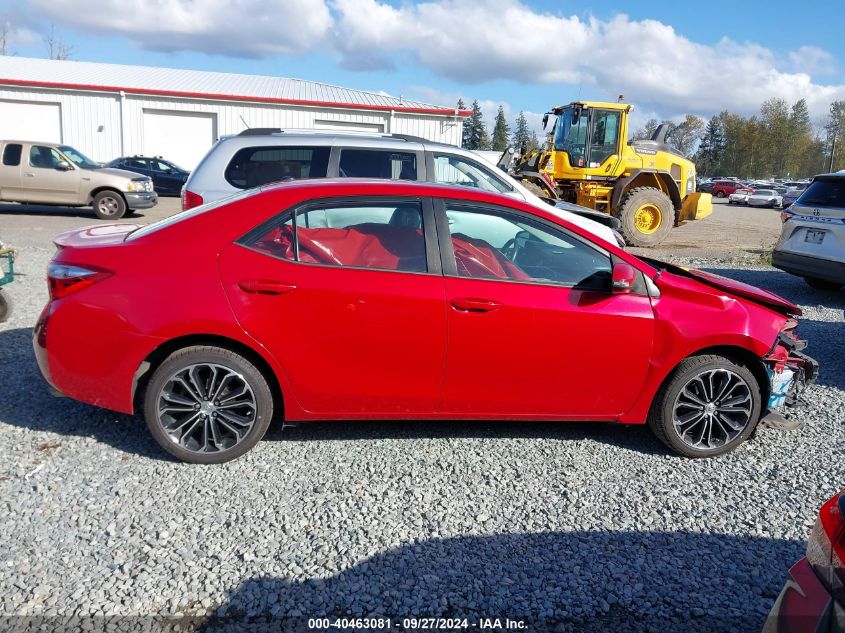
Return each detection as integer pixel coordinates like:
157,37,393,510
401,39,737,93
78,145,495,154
513,101,712,247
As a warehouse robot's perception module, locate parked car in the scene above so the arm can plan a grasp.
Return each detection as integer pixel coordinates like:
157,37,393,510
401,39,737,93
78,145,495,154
781,185,807,209
183,129,623,247
697,180,715,194
773,172,845,291
105,156,189,196
747,189,783,207
762,489,844,632
711,180,746,198
34,179,817,463
728,188,754,205
0,141,156,219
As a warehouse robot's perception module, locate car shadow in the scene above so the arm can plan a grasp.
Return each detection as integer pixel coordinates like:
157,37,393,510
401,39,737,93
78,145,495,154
0,326,166,460
0,326,669,460
0,202,150,219
201,530,802,632
704,267,845,391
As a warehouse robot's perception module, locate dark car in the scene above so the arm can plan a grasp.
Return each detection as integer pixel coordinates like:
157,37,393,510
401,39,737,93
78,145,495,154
698,180,715,193
105,156,189,196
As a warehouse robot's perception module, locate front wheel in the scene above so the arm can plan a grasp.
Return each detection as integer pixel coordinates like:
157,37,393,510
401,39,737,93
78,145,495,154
143,346,275,463
648,355,762,458
92,190,127,220
616,187,674,247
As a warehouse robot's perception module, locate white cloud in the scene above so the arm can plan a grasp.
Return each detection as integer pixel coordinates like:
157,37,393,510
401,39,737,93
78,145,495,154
30,0,333,58
22,0,845,120
331,0,845,118
789,46,836,75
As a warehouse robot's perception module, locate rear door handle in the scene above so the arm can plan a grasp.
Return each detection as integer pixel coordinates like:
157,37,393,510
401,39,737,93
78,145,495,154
238,279,296,295
450,297,501,313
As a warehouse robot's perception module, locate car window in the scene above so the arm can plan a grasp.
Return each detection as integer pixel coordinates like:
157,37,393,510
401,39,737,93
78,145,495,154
248,202,426,273
338,149,417,179
29,145,66,169
433,155,512,193
755,189,774,195
799,179,845,208
2,143,22,166
126,159,149,170
444,204,611,287
225,146,330,189
151,160,175,173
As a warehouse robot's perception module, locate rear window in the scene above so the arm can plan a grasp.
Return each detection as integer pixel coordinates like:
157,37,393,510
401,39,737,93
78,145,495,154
2,143,21,166
225,146,330,189
798,179,845,208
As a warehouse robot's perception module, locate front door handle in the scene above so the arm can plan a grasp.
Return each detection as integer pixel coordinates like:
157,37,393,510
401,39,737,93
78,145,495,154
23,172,35,178
238,279,296,295
450,297,501,313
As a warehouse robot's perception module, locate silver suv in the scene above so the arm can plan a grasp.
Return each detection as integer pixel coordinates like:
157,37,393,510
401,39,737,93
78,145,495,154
773,172,845,291
182,129,620,246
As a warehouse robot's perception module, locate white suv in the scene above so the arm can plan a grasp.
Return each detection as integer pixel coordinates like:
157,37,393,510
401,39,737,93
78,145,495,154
181,129,622,246
773,173,845,291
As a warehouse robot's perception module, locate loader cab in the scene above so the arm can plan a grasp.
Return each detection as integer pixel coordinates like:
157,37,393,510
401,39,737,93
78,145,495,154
551,103,626,170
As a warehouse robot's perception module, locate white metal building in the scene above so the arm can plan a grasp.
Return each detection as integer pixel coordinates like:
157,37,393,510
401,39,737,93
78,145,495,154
0,57,469,170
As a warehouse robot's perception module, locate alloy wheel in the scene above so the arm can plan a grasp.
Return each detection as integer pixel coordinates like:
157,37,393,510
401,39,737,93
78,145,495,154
671,368,754,450
156,363,257,454
98,195,120,217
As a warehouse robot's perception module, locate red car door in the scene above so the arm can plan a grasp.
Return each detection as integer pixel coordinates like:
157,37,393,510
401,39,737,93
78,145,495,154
436,201,655,418
217,198,447,417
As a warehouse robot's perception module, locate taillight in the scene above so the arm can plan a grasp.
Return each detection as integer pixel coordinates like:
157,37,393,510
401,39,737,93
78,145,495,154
47,263,110,300
806,491,845,597
182,190,203,211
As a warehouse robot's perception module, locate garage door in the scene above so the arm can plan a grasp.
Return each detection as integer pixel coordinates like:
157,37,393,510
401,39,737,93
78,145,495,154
142,110,216,171
0,100,62,143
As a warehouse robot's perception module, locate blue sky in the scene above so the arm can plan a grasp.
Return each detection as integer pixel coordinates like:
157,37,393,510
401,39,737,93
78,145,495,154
2,0,844,132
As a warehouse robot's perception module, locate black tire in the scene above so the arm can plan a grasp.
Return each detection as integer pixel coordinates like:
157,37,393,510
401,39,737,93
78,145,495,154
615,186,674,247
0,289,11,323
804,277,844,291
92,190,127,220
143,345,275,464
647,354,762,458
715,190,726,198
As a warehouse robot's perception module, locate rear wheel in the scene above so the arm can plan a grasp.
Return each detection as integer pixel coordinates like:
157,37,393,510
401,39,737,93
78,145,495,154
616,187,673,247
143,346,274,463
648,354,762,458
92,190,127,220
805,277,843,291
715,190,726,198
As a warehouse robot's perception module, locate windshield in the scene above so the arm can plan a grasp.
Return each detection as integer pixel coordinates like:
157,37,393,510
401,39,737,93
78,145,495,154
553,107,589,166
798,178,845,207
59,145,100,170
754,190,775,196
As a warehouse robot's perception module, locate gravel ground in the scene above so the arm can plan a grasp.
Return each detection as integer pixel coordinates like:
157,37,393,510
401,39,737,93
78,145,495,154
1,204,844,632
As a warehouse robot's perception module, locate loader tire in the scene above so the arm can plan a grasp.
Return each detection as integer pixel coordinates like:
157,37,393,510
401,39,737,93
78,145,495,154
616,187,673,247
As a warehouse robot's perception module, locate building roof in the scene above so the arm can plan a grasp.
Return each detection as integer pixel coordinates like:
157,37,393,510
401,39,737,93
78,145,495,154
0,56,471,117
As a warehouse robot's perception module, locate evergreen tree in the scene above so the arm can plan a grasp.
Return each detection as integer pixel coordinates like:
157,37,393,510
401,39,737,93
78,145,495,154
492,105,510,152
695,116,725,176
464,100,490,150
458,99,471,149
511,111,531,154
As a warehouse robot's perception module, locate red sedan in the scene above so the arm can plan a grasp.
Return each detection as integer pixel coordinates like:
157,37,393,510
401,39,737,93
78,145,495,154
763,489,845,632
34,180,817,463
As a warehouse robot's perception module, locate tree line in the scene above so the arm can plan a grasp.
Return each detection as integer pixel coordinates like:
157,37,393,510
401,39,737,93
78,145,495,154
634,98,845,178
460,96,845,178
458,99,540,154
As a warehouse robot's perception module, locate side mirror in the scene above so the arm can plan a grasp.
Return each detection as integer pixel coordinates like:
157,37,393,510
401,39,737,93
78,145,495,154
611,262,637,294
56,160,72,171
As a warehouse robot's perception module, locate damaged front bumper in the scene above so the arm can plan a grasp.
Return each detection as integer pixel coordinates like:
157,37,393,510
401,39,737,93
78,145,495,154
760,323,819,430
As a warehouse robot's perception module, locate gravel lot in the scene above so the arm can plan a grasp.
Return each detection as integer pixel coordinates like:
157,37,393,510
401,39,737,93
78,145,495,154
1,198,844,631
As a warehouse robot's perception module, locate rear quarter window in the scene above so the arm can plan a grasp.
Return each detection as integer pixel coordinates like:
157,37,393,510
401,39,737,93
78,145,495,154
2,143,22,166
225,146,330,189
798,179,845,208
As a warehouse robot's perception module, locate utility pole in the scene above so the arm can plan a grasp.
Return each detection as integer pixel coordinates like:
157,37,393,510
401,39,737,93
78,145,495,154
830,131,838,172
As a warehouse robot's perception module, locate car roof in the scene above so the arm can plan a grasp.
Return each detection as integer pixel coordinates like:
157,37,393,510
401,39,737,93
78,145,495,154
216,129,463,152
